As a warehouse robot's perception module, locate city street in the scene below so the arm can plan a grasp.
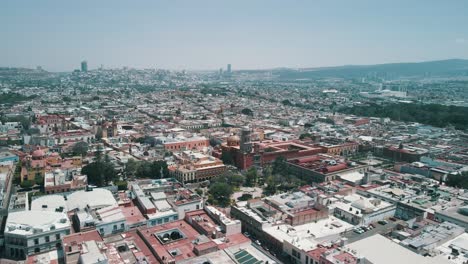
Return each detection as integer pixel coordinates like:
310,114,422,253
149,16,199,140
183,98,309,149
343,221,402,243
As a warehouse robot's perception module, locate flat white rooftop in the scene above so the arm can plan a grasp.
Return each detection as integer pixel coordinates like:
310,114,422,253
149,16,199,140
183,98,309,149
146,208,177,219
338,171,364,183
437,233,468,264
6,210,70,236
153,199,172,211
66,188,117,211
347,234,452,264
263,216,353,251
31,195,67,212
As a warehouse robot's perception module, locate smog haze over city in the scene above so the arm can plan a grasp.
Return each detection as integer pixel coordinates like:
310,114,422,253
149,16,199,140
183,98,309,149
2,0,468,71
1,1,468,264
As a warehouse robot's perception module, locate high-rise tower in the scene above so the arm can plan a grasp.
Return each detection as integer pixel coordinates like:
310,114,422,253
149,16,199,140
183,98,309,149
81,60,88,72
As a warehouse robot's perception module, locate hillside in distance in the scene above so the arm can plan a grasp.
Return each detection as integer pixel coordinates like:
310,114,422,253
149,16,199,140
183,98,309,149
273,59,468,79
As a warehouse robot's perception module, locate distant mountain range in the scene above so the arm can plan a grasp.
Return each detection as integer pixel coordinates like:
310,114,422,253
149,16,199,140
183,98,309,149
267,59,468,79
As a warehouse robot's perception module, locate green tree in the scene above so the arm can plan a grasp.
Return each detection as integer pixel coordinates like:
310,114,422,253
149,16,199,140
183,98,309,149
124,159,139,178
34,176,44,186
20,180,35,189
102,155,117,184
135,161,152,178
264,175,278,195
263,165,272,178
95,127,103,141
238,193,253,201
72,141,89,157
82,154,117,187
241,108,253,116
26,128,40,135
272,156,288,175
10,115,31,130
446,172,468,189
151,160,169,178
230,174,245,188
221,150,234,165
208,182,233,207
209,138,221,147
245,167,258,187
115,180,128,191
134,160,169,179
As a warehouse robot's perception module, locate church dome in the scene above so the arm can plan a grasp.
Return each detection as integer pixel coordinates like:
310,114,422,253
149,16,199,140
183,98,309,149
227,135,240,146
32,148,45,159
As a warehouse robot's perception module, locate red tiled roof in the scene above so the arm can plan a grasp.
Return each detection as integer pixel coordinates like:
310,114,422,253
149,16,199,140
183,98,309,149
138,220,201,262
217,233,250,249
120,205,146,225
307,246,329,261
333,252,357,264
62,230,103,252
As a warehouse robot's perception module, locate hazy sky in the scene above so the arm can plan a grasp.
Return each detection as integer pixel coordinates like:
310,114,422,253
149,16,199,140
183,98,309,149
1,0,468,71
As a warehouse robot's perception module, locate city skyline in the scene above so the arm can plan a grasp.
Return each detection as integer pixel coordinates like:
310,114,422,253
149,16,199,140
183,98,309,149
1,0,468,71
1,1,468,263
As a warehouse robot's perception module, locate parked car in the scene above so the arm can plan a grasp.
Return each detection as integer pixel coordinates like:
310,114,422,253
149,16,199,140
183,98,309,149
378,220,388,225
353,227,365,234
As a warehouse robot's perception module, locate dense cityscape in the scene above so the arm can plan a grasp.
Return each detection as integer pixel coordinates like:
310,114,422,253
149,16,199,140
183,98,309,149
2,0,468,263
0,59,467,264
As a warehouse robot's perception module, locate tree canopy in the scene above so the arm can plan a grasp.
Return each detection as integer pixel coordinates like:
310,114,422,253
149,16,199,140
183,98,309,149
213,171,245,188
446,172,468,189
245,167,258,187
81,153,117,187
0,92,36,105
272,156,288,175
241,108,253,116
208,182,233,207
1,115,31,130
20,180,35,189
134,160,169,179
340,102,468,130
299,133,312,140
221,150,234,165
136,136,158,147
124,159,139,178
72,141,89,157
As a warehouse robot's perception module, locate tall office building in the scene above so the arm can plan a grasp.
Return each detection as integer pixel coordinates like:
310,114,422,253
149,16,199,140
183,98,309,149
81,61,88,72
227,64,232,74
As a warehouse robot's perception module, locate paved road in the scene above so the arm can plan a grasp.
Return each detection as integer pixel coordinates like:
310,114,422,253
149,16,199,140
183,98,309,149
343,221,401,243
251,242,284,264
